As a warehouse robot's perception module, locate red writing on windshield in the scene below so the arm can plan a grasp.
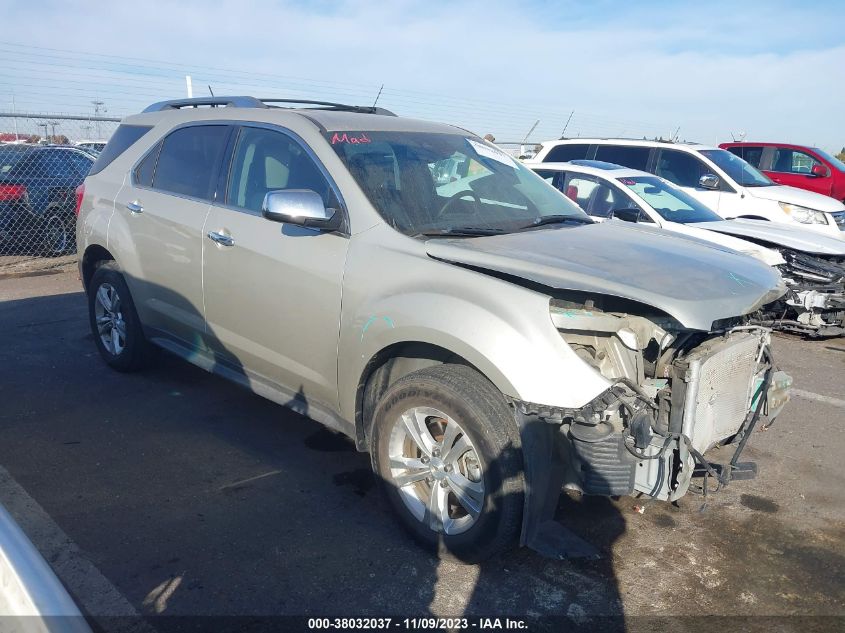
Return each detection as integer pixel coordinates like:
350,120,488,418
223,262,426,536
331,132,371,145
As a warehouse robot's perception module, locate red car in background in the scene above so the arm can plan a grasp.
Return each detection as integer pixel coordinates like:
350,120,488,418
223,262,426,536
720,142,845,203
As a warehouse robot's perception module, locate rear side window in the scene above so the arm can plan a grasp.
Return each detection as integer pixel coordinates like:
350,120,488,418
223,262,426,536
594,145,650,171
152,126,230,201
134,141,162,187
88,124,153,176
543,144,590,163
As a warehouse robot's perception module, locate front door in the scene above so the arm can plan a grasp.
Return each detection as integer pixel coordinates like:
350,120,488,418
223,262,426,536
766,147,831,196
654,149,725,214
202,125,349,409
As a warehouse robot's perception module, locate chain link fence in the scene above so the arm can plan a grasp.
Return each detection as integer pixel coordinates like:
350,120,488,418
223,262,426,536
0,113,120,276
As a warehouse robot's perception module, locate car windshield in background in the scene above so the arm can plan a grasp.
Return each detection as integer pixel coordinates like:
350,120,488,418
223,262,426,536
326,131,588,236
618,176,723,223
811,147,845,172
0,147,29,177
698,149,773,187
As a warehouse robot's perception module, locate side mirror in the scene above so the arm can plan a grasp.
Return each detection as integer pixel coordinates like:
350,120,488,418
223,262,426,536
262,190,337,229
698,173,720,190
810,164,830,178
611,208,640,223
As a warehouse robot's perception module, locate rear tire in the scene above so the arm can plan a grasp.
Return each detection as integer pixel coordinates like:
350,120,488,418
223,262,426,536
40,213,76,256
370,364,524,562
87,262,153,372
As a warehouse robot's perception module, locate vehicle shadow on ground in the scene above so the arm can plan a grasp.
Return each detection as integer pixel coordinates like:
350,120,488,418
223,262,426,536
0,285,628,632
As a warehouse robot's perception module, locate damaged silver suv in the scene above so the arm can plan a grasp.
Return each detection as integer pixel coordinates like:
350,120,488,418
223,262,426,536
77,97,792,562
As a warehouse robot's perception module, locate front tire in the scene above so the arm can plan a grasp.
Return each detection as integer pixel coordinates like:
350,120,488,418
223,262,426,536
87,262,153,372
370,364,524,562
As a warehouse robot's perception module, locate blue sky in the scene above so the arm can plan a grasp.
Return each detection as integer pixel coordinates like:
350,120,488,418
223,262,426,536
2,0,843,151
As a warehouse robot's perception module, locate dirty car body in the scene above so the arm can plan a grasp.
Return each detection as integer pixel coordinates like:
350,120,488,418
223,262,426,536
77,98,792,560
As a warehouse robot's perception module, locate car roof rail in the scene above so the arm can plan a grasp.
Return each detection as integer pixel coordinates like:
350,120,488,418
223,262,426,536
142,96,268,112
142,96,396,116
259,98,396,116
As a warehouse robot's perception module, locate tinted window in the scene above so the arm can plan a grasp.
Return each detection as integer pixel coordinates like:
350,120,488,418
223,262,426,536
771,148,820,174
88,124,153,176
153,126,229,201
21,151,77,180
226,127,333,212
134,141,161,187
656,149,710,188
66,151,94,176
726,145,763,168
0,148,29,176
543,144,590,163
594,145,650,171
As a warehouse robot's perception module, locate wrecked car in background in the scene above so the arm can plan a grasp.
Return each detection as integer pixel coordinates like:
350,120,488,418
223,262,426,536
531,160,845,337
77,96,792,562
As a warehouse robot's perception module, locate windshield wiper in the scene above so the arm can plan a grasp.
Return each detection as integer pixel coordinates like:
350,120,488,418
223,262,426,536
414,227,506,238
518,215,593,230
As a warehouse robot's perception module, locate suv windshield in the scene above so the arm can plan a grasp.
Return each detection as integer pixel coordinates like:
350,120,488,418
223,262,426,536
326,131,588,236
618,176,722,223
698,149,773,187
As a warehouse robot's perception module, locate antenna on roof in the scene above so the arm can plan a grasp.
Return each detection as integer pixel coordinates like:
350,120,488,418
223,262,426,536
521,120,539,144
560,110,574,137
372,84,384,108
671,126,681,142
208,85,215,97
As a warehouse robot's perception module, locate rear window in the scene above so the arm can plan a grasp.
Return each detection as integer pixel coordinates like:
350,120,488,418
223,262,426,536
543,144,590,163
88,124,153,176
0,147,30,177
594,145,650,171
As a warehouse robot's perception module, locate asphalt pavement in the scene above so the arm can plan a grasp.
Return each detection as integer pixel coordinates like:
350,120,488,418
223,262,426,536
0,270,843,631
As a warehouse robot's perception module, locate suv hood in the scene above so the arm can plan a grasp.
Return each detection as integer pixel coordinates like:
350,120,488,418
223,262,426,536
690,219,845,255
425,222,785,331
745,184,845,212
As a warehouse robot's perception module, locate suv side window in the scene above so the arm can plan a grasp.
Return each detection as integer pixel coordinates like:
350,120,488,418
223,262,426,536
543,144,590,163
226,126,334,213
655,149,710,188
594,145,650,171
771,148,821,174
726,145,764,168
152,125,230,201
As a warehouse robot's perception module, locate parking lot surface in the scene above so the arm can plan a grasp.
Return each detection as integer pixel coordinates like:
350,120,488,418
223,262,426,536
0,271,843,629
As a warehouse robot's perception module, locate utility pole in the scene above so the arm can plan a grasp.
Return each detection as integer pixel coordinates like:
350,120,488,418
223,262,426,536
49,121,59,143
11,94,18,141
38,122,48,144
92,100,105,139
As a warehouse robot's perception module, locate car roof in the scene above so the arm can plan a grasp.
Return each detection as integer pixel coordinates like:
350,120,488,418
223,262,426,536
530,161,649,179
124,103,468,136
719,141,816,150
540,138,721,152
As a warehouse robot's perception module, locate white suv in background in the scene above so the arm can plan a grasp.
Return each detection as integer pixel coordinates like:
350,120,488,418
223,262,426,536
531,139,845,239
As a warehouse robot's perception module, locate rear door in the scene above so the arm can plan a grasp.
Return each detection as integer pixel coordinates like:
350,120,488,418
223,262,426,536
202,124,349,409
113,123,231,346
767,146,831,196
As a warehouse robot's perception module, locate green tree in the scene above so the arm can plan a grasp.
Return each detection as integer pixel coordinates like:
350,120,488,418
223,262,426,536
837,147,845,162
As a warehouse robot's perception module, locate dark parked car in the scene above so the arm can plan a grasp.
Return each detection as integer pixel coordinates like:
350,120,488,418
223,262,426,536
0,144,94,255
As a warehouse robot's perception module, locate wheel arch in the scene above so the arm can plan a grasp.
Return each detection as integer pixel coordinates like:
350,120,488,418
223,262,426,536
353,341,515,451
81,244,115,292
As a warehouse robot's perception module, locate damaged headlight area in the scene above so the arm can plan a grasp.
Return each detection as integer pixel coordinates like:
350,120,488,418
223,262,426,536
516,299,792,547
762,250,845,337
